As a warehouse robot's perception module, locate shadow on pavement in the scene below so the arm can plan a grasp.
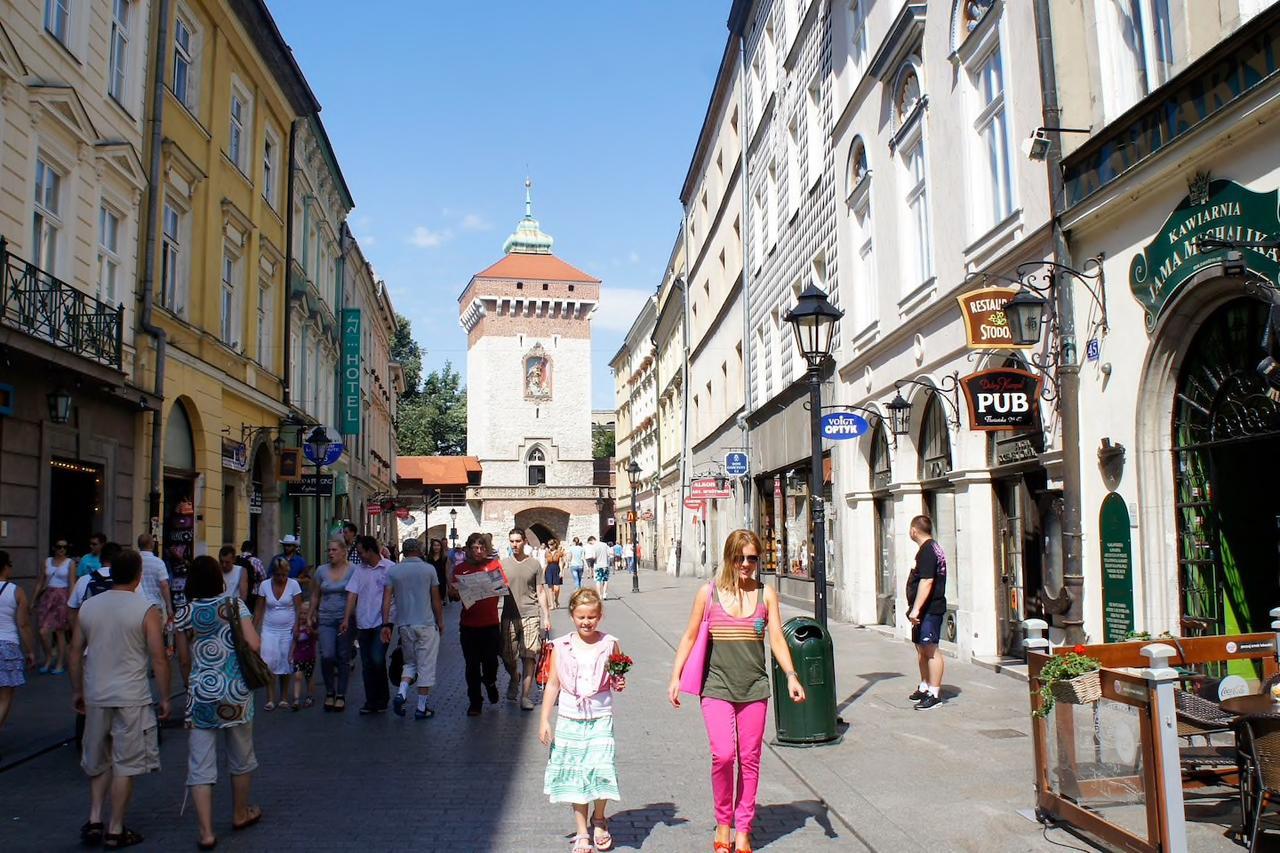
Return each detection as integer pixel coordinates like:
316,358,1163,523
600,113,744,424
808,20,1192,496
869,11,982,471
836,671,903,714
607,801,689,848
752,799,840,848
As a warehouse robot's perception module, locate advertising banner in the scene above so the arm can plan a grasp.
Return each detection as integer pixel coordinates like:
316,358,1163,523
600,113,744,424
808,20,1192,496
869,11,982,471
341,308,362,435
960,368,1042,431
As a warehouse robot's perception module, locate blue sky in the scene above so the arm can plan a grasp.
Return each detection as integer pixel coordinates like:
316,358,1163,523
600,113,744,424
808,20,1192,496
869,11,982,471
268,1,731,409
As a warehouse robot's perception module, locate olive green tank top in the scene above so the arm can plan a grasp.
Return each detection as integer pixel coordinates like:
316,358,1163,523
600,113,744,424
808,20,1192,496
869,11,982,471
701,587,769,703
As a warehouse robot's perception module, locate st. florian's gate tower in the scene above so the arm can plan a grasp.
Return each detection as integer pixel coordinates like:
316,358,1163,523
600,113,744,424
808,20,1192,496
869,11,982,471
458,182,603,547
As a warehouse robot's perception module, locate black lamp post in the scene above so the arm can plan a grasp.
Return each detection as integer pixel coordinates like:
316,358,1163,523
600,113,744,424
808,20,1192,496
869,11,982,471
47,387,72,424
886,391,912,438
1001,287,1050,347
304,426,330,569
449,507,458,549
783,283,843,626
626,459,641,594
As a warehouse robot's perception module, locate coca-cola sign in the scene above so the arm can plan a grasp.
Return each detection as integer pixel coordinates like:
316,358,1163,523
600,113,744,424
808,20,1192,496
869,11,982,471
960,368,1043,431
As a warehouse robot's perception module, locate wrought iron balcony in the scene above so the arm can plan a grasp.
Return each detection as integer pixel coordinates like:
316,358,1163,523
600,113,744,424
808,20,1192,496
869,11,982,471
1,236,123,371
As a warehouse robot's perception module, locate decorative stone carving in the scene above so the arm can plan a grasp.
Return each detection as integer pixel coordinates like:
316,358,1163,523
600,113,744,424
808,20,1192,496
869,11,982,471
524,343,552,400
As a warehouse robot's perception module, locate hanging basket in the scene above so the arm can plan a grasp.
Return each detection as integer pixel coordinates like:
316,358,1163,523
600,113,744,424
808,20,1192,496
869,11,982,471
1049,670,1102,706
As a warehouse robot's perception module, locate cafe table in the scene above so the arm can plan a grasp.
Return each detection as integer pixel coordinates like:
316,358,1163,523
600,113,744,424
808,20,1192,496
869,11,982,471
1220,694,1280,716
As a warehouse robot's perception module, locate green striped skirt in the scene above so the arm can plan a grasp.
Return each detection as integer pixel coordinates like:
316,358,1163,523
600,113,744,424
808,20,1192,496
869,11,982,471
543,714,620,804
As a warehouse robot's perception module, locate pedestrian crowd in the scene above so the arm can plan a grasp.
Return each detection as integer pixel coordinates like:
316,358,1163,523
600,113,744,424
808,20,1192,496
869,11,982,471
0,519,949,853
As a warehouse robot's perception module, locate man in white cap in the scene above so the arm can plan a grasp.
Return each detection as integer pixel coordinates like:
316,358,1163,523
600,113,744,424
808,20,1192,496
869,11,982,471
272,535,308,579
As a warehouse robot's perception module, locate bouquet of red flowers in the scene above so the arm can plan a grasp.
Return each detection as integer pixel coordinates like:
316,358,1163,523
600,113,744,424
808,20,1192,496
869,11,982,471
606,653,633,677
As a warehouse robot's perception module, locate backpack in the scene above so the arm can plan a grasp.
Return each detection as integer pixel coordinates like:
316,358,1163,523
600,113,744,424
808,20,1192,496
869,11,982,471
84,569,114,600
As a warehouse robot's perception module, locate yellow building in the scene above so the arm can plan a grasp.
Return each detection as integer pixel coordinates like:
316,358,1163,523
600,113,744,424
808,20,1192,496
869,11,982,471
133,0,320,559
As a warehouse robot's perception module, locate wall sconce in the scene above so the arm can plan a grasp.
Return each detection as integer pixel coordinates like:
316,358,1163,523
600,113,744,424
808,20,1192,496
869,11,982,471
47,387,72,424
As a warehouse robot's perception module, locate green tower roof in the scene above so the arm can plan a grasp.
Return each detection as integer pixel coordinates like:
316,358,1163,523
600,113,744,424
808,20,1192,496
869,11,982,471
502,179,555,255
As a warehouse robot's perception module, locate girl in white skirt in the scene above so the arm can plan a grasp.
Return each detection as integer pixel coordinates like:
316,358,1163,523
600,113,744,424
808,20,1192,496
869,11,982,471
540,588,627,853
254,556,301,710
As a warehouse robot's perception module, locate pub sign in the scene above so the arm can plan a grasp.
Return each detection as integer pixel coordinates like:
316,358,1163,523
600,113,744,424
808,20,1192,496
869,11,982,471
960,368,1042,431
956,287,1028,350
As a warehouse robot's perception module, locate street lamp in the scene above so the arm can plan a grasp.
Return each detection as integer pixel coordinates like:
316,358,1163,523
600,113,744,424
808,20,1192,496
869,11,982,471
47,387,72,424
1001,287,1050,347
449,507,458,549
304,426,330,569
783,283,843,626
626,460,641,594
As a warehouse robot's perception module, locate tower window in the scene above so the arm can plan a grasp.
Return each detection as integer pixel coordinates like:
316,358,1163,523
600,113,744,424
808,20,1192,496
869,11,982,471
516,282,524,290
542,283,549,290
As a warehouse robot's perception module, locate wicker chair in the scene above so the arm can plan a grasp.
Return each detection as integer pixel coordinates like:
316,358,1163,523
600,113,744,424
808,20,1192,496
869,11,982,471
1233,712,1280,852
1175,687,1235,742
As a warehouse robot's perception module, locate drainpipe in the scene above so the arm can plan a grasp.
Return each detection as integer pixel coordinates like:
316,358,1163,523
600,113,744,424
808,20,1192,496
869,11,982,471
736,29,754,535
1034,0,1085,645
678,216,692,578
283,119,300,409
139,0,171,527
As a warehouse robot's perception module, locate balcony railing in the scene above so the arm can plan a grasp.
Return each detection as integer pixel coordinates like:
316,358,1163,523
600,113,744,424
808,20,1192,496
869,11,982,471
1,236,123,371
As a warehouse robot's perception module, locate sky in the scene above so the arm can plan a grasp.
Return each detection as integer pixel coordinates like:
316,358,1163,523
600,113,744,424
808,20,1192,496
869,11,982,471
268,1,732,409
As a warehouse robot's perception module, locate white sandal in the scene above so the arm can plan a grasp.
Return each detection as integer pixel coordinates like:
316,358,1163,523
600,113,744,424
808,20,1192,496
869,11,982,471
571,833,592,853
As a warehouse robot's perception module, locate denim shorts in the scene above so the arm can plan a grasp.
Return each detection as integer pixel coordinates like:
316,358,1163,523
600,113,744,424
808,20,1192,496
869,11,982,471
912,611,944,646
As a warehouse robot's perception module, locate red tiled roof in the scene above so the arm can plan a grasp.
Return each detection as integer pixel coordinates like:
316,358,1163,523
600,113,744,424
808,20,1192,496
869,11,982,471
473,253,599,283
396,456,481,486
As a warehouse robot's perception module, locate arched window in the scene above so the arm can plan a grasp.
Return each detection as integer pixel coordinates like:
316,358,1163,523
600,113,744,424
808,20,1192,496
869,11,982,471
869,423,891,490
527,446,546,486
846,138,869,198
164,402,195,471
918,396,953,481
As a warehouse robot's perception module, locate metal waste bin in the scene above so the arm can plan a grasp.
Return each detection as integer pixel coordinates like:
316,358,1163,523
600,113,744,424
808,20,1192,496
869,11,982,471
772,616,839,745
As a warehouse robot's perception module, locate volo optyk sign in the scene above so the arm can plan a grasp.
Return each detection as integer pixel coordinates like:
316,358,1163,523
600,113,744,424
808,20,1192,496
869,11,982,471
960,369,1042,431
819,412,869,440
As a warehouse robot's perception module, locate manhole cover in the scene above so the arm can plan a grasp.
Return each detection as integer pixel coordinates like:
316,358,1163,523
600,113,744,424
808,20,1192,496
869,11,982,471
979,728,1028,739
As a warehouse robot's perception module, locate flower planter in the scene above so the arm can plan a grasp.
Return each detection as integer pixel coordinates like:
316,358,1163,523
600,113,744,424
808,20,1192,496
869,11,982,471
1048,670,1102,706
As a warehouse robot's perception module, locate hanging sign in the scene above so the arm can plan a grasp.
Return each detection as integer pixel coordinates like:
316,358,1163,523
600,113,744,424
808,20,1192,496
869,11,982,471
724,451,749,477
341,308,362,435
367,504,383,516
819,412,869,440
960,368,1042,431
641,509,654,521
302,426,344,467
277,448,303,482
221,438,248,472
690,477,732,499
248,486,262,515
1100,493,1135,643
683,497,704,511
956,287,1028,350
1130,177,1280,331
287,474,334,497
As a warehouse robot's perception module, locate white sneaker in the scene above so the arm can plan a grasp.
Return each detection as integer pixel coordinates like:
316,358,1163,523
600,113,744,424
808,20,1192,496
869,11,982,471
521,697,536,711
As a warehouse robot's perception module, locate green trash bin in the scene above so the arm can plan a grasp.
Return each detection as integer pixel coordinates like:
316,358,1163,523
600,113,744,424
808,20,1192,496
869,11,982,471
772,616,839,745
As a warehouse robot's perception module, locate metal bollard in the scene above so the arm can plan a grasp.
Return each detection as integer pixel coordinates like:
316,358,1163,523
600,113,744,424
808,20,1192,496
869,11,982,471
1023,618,1050,660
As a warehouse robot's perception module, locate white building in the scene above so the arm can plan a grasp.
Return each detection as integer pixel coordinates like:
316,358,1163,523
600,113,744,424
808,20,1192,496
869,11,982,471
609,289,657,555
458,184,602,548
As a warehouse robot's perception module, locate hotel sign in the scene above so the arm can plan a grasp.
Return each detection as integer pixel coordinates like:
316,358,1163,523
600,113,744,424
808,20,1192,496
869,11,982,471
956,287,1027,349
1129,178,1280,330
341,309,362,435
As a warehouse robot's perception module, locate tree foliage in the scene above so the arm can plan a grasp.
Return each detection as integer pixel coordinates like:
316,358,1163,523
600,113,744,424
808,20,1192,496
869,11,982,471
592,423,616,459
391,315,466,456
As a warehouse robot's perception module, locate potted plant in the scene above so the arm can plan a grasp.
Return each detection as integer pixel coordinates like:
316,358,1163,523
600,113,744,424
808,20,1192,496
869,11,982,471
1034,644,1102,718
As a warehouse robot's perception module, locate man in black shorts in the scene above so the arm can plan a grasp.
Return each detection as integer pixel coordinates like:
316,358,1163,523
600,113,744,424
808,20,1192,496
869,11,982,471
906,515,947,710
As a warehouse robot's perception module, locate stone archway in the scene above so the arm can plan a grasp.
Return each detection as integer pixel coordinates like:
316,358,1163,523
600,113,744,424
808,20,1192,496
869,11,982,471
249,443,279,554
513,508,571,548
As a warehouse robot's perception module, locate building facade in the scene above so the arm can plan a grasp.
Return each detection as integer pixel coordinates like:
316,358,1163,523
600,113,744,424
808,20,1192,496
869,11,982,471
654,236,686,574
0,0,153,575
458,185,602,548
609,290,656,556
679,30,750,580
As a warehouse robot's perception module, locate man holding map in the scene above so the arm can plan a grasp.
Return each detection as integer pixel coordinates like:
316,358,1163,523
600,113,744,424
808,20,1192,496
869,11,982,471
450,532,509,717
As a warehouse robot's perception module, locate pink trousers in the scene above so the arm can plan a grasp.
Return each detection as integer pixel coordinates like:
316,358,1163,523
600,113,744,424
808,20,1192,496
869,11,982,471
700,696,768,834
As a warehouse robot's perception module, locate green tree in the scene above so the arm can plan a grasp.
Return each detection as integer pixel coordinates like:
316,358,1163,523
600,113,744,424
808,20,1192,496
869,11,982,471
390,313,422,401
396,360,467,456
592,423,615,459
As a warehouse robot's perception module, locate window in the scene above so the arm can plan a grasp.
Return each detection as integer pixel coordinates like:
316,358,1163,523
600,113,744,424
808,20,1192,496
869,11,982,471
786,118,801,218
262,133,277,206
1135,0,1175,90
33,158,62,274
173,15,194,107
527,446,547,486
97,206,121,305
221,254,235,343
161,201,182,312
108,0,130,102
44,0,70,44
229,93,245,170
764,24,777,96
902,138,932,287
805,82,822,189
974,47,1014,226
752,187,765,269
851,194,876,332
256,283,270,365
766,160,779,249
849,1,868,70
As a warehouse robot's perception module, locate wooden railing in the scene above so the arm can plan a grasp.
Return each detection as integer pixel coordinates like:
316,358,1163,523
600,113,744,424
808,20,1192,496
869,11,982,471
1029,633,1280,853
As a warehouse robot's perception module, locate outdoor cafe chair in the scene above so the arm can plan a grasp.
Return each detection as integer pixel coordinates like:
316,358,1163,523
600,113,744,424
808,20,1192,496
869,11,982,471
1233,712,1280,852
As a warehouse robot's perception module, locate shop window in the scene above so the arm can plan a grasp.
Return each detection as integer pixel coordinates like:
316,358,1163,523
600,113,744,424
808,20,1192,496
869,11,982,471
870,424,891,490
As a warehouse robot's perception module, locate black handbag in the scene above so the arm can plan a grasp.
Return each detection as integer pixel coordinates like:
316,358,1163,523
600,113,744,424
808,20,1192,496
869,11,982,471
221,597,271,691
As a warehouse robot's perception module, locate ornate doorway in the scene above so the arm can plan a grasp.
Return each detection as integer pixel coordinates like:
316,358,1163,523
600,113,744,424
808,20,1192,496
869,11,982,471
1173,298,1280,638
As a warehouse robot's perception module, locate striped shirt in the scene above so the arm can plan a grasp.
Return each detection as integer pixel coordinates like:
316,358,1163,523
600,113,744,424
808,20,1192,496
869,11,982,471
702,587,770,703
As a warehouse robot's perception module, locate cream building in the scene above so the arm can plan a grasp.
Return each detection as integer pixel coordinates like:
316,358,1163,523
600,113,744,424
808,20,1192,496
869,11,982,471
609,289,656,555
679,30,749,579
0,0,152,571
459,184,601,548
654,234,686,574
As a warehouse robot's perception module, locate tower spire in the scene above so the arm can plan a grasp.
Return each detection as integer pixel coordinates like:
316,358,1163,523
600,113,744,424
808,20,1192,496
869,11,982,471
525,177,533,218
503,177,554,255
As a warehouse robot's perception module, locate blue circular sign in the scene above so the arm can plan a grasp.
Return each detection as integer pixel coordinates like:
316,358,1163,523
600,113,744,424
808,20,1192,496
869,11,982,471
303,426,345,466
724,451,749,477
820,412,869,440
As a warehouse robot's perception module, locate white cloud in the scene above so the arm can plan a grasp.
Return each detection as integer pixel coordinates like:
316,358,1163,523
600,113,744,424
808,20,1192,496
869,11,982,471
459,213,490,231
592,287,654,333
408,226,453,248
627,250,640,264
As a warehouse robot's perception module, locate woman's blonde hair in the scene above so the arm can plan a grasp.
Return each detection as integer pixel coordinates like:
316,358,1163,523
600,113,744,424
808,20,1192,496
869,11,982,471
716,529,765,598
569,587,603,614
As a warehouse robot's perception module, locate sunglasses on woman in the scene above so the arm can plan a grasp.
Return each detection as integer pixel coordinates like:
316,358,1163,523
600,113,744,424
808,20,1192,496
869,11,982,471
737,554,760,565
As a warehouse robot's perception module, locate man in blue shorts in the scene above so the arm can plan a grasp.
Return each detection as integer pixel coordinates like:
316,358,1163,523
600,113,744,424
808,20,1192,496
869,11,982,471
906,515,947,710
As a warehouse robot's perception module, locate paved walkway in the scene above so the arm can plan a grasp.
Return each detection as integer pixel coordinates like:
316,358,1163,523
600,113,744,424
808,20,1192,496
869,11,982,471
0,573,1071,851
